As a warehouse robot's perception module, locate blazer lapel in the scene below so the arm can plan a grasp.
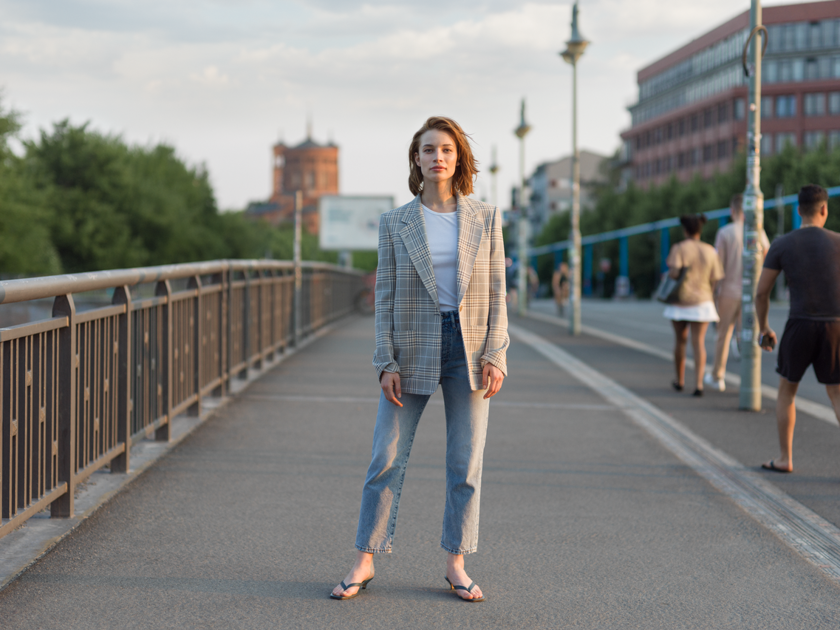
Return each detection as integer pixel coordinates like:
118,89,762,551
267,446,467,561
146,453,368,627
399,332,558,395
399,195,440,308
456,195,483,308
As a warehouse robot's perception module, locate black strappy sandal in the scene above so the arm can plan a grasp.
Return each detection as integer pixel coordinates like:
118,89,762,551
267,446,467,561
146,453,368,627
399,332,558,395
329,576,373,600
445,576,485,602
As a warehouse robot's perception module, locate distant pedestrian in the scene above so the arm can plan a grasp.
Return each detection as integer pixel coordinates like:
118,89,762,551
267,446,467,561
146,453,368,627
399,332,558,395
663,214,724,396
704,194,770,391
757,184,840,474
331,116,508,601
551,262,570,316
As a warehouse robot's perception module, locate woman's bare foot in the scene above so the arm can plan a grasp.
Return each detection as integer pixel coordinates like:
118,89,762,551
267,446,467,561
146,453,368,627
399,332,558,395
331,551,374,599
446,552,483,601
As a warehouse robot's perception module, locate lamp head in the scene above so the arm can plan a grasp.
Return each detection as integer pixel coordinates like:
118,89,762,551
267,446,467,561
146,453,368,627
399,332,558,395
560,2,589,65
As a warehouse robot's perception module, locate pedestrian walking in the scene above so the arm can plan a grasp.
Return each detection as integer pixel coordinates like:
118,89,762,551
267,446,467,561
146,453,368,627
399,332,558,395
663,214,724,396
756,184,840,474
552,262,570,316
704,194,770,391
331,116,509,602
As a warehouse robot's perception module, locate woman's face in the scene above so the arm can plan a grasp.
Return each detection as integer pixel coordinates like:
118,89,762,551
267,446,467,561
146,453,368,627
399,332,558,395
414,129,458,187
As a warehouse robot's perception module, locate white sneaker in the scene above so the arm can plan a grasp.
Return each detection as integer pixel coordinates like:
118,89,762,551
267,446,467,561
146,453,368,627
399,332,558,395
703,372,726,391
730,337,741,360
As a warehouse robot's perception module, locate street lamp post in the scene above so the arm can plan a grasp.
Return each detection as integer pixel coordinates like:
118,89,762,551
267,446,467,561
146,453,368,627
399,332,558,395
561,2,589,336
514,100,532,317
740,0,767,411
488,145,499,208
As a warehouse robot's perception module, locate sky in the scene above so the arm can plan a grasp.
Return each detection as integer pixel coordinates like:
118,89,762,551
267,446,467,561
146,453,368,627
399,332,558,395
0,0,819,210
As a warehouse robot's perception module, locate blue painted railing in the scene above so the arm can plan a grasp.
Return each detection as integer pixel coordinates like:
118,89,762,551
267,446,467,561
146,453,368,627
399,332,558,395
526,185,840,295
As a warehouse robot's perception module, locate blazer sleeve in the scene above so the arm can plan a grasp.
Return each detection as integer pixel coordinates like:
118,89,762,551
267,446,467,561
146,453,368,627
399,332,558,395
372,215,398,380
480,206,510,375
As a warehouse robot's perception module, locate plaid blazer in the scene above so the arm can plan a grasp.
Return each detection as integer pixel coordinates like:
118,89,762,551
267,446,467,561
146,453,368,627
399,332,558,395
373,194,509,395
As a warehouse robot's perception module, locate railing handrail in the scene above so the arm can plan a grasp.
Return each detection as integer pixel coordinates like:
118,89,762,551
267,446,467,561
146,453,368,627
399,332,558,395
0,259,363,305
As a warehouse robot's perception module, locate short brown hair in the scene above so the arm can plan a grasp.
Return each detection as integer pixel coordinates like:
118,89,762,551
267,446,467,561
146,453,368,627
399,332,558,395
730,193,743,213
798,184,828,217
680,213,707,237
408,116,479,197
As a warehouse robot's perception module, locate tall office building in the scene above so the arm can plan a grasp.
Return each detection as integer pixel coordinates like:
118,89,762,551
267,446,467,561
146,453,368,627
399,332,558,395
621,1,840,188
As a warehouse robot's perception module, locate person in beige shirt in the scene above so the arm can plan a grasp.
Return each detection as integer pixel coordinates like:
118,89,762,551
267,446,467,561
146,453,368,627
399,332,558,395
663,214,725,396
705,194,771,391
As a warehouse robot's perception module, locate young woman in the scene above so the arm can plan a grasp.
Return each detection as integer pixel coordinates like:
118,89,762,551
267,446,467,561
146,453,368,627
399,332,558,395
663,214,724,396
331,117,509,602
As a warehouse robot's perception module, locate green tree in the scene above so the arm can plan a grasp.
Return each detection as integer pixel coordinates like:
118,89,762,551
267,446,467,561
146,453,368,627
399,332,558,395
0,99,61,275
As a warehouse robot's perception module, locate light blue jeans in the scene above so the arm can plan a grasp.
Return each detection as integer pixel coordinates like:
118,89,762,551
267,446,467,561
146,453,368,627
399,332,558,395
355,311,490,555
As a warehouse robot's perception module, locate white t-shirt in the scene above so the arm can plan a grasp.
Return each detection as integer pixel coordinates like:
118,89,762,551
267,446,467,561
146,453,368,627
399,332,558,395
422,205,459,312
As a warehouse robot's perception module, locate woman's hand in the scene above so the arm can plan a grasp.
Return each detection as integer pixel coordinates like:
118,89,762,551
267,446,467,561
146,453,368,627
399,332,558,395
380,372,403,407
482,364,504,399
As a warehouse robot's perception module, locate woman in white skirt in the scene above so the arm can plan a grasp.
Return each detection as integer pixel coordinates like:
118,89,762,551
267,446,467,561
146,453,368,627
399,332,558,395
663,214,724,396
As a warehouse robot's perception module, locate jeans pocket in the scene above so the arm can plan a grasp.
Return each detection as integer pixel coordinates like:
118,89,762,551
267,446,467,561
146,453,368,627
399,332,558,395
392,330,416,378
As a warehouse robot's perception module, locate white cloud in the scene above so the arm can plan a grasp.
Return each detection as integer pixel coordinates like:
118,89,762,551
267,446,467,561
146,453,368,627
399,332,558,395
0,0,822,210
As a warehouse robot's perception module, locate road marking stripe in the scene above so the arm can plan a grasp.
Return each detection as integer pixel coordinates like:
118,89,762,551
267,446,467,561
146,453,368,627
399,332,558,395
242,393,614,411
510,322,840,585
525,309,839,427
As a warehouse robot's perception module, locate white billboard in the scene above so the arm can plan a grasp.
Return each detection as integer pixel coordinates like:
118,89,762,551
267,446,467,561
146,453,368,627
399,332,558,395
319,195,394,251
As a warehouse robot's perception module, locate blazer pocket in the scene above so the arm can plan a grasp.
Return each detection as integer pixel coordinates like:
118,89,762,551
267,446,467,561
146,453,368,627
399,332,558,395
392,330,416,378
461,325,489,374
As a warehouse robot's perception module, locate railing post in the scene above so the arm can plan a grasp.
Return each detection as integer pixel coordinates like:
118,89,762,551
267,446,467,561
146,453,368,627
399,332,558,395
187,276,202,417
51,295,76,518
719,215,729,228
293,191,303,346
660,228,670,275
241,271,250,380
212,270,226,397
155,280,172,442
616,236,630,297
111,287,132,474
583,244,593,296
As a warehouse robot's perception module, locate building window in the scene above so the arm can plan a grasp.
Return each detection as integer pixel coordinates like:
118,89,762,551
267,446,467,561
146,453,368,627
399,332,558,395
666,123,673,141
820,56,832,79
761,133,773,155
654,127,662,144
776,132,797,152
678,118,686,136
829,130,840,149
806,57,819,80
734,98,745,120
306,171,315,189
793,58,805,81
829,92,840,115
810,21,822,49
733,136,740,155
690,114,699,132
765,60,778,83
804,131,825,150
717,140,728,160
804,93,825,116
291,173,301,188
703,144,713,163
834,56,840,78
703,108,713,128
761,96,773,118
718,102,728,123
776,95,797,118
796,22,808,50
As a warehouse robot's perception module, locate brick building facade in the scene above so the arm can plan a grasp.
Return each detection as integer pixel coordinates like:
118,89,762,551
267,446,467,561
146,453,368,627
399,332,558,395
621,1,840,188
246,132,339,233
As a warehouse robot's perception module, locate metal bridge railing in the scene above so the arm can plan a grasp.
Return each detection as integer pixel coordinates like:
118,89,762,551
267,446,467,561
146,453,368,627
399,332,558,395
0,260,364,538
525,185,840,295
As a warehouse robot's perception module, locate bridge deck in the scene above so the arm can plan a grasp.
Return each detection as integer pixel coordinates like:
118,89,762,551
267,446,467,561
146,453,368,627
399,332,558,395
1,314,839,628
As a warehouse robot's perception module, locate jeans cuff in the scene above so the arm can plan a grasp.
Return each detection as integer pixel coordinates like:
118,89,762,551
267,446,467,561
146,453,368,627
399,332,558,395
355,544,393,554
440,542,477,555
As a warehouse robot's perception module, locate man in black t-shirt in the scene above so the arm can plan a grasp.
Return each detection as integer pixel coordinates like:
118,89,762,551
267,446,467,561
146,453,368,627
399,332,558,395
756,184,840,474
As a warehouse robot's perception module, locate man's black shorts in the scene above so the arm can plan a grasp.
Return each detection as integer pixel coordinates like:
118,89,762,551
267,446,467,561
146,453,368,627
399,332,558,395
777,319,840,384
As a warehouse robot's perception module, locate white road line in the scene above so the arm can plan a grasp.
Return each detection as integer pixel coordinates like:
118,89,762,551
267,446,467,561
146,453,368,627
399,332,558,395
525,309,840,427
509,322,840,585
242,393,614,411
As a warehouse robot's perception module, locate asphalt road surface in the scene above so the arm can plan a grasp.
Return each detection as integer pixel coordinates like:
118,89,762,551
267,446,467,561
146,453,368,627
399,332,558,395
1,314,838,629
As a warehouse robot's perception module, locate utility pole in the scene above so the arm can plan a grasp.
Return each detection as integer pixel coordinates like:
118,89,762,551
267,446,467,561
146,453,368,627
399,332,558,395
561,2,589,336
740,0,767,411
514,100,532,317
293,190,303,346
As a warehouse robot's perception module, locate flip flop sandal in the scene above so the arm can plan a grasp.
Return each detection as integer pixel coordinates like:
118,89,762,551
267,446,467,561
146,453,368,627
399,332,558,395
445,576,486,602
330,576,373,600
761,460,793,474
